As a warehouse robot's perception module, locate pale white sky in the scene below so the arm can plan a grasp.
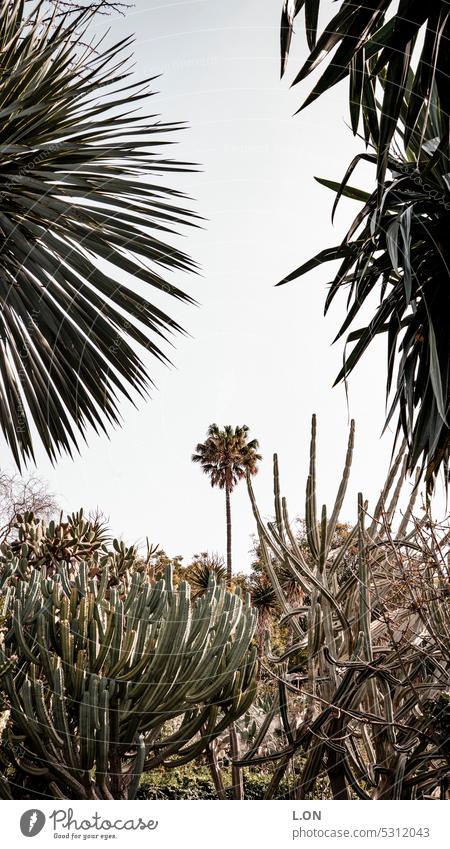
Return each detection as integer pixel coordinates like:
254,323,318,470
2,0,438,569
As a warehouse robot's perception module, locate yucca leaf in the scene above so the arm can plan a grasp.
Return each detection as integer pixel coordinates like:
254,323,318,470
277,246,353,286
314,177,371,205
0,1,199,465
280,1,450,184
428,317,448,426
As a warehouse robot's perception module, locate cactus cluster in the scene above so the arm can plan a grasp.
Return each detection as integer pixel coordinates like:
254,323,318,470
0,513,257,799
242,416,450,799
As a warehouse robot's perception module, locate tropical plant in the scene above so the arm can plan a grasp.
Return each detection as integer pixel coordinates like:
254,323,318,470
0,1,198,467
280,2,450,181
192,425,261,583
5,509,110,572
0,520,257,799
249,575,278,659
191,425,261,800
186,552,227,598
239,415,450,799
278,1,450,489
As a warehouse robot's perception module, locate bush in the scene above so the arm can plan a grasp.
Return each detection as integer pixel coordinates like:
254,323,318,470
137,764,331,800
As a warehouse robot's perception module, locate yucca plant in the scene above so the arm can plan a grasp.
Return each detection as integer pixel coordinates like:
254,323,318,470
280,1,450,184
0,1,198,467
280,84,450,489
278,1,450,489
186,552,227,598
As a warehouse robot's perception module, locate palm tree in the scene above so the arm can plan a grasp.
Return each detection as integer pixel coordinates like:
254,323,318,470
0,1,198,467
278,1,450,490
192,424,260,801
192,425,261,582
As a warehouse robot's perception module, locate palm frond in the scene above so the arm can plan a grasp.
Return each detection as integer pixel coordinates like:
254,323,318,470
192,425,262,491
0,1,199,466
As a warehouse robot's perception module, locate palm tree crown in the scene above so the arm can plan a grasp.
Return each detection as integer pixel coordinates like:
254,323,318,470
192,424,261,491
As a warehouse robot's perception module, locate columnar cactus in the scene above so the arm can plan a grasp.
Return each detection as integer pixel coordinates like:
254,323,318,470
242,416,450,800
0,517,257,799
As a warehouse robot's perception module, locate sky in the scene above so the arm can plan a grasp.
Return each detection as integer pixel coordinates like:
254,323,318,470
1,0,438,570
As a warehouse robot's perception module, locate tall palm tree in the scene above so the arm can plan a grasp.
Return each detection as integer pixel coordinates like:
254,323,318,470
0,1,198,467
192,424,261,582
278,1,450,490
192,424,261,801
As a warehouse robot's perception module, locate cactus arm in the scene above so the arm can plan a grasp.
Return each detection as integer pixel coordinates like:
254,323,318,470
107,628,136,678
96,686,110,791
52,666,78,771
357,494,373,662
326,419,355,550
306,415,320,560
127,734,145,800
33,679,65,749
268,524,351,633
247,476,304,636
92,610,115,673
13,600,39,664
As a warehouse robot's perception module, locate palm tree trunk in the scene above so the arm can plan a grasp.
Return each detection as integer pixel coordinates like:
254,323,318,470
224,480,243,797
225,484,232,583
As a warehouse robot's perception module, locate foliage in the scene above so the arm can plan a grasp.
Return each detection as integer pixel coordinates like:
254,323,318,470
0,1,198,467
192,424,261,583
280,1,450,184
241,415,450,799
192,425,261,491
0,515,257,799
137,763,310,800
185,552,227,598
278,1,450,488
149,549,185,585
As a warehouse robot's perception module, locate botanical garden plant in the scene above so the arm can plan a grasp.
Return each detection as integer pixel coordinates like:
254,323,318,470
0,1,197,467
278,1,450,488
0,513,257,799
240,416,450,799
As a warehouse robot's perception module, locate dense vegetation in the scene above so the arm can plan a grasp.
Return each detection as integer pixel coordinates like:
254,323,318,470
0,511,257,799
0,1,448,802
1,420,448,799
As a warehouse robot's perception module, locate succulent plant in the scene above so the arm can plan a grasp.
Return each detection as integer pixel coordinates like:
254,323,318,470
240,416,450,800
186,553,227,598
0,520,257,799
